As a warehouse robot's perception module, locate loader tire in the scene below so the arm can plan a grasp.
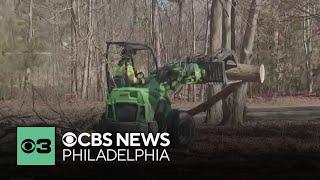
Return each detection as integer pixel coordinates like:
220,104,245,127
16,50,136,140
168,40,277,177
154,100,168,132
172,110,195,145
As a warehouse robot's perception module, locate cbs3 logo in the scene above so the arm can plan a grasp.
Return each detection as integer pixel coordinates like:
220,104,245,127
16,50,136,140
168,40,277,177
21,139,51,154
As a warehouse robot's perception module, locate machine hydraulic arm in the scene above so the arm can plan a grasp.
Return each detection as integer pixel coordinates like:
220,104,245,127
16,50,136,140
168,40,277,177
157,49,265,92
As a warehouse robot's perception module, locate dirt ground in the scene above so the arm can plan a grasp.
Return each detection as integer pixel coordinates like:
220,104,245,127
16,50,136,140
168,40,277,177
1,96,320,178
170,96,320,178
171,96,320,160
172,95,320,109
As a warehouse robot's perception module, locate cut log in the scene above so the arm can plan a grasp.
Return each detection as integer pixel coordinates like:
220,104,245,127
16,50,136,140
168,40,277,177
226,64,265,83
187,81,242,116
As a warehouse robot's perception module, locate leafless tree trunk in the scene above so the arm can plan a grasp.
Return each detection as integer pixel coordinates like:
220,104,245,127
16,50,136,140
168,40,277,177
240,0,261,64
24,0,33,90
221,0,234,125
132,0,138,38
28,0,33,43
177,0,183,58
191,0,196,102
191,0,196,55
208,0,222,55
204,0,210,55
70,0,79,97
201,0,211,102
225,0,262,126
231,0,236,50
303,1,313,94
222,0,232,49
151,0,162,66
81,0,94,99
273,0,281,94
206,0,223,125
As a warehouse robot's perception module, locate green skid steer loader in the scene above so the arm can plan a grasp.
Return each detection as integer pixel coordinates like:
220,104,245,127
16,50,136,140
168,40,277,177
100,41,240,145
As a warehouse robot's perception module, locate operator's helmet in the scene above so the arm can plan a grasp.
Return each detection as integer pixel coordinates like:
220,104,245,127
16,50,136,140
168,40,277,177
121,48,137,57
121,48,131,58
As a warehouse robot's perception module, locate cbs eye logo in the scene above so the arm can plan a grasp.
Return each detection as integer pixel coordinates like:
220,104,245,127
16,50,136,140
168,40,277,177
62,132,77,147
21,138,51,154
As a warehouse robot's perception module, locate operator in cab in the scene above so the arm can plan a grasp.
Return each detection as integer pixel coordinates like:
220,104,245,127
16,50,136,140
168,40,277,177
113,49,138,87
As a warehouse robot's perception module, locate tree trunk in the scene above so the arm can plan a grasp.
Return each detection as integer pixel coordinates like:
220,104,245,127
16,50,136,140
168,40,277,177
28,0,33,43
132,0,137,38
151,0,162,66
303,1,313,94
223,0,262,127
82,0,94,99
24,0,33,90
202,0,211,102
240,0,261,65
208,0,222,55
70,0,78,97
222,0,232,49
206,0,223,125
230,0,236,50
176,0,183,58
191,0,196,102
221,0,235,125
204,0,210,55
273,0,281,94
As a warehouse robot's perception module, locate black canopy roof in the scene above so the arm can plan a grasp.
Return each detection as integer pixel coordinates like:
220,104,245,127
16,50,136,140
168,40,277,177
105,41,158,72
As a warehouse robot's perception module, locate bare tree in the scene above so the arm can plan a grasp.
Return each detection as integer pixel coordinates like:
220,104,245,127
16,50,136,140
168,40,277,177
28,0,33,43
69,0,79,97
230,0,236,50
204,0,211,55
206,0,223,125
151,0,162,66
303,1,314,94
82,0,94,99
222,0,232,49
168,0,184,58
3,0,320,102
24,0,33,90
191,0,196,102
224,0,262,126
221,0,234,125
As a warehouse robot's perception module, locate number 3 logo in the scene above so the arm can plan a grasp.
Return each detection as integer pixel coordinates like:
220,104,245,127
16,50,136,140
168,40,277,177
36,139,51,153
21,139,51,153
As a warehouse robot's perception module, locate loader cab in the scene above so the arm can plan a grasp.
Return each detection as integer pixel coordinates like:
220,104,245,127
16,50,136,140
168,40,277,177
105,41,158,89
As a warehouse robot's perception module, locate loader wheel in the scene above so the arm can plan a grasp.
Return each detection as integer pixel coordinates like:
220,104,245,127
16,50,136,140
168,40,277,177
172,111,195,145
154,100,168,132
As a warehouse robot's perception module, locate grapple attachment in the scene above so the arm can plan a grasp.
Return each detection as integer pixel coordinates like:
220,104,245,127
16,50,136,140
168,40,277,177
194,48,238,84
157,48,238,90
199,60,226,84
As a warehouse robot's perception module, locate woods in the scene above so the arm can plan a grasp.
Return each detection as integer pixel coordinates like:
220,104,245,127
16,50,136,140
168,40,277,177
1,0,320,123
3,1,320,177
